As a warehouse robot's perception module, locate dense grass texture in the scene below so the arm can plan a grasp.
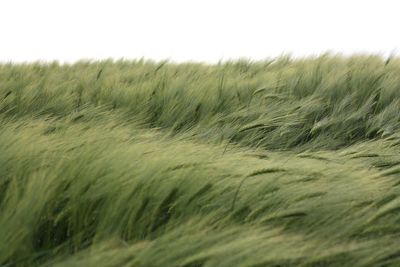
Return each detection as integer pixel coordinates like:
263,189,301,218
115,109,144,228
1,54,400,266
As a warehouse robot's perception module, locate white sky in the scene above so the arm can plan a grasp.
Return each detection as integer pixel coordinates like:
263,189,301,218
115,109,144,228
0,0,399,63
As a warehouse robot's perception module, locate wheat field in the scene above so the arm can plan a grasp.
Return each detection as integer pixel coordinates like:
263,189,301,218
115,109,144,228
1,54,400,266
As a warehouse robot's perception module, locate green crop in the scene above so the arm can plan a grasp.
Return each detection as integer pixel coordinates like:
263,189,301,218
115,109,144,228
1,54,400,266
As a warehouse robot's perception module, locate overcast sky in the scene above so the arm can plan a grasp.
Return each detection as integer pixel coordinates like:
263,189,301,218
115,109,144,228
0,0,399,63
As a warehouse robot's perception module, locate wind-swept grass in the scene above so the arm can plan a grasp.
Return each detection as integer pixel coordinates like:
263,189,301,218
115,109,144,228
1,54,400,266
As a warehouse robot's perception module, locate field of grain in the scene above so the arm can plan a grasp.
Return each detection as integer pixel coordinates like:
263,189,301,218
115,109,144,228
1,54,400,266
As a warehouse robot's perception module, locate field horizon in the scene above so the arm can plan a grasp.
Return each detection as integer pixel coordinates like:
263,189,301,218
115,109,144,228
1,54,400,266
